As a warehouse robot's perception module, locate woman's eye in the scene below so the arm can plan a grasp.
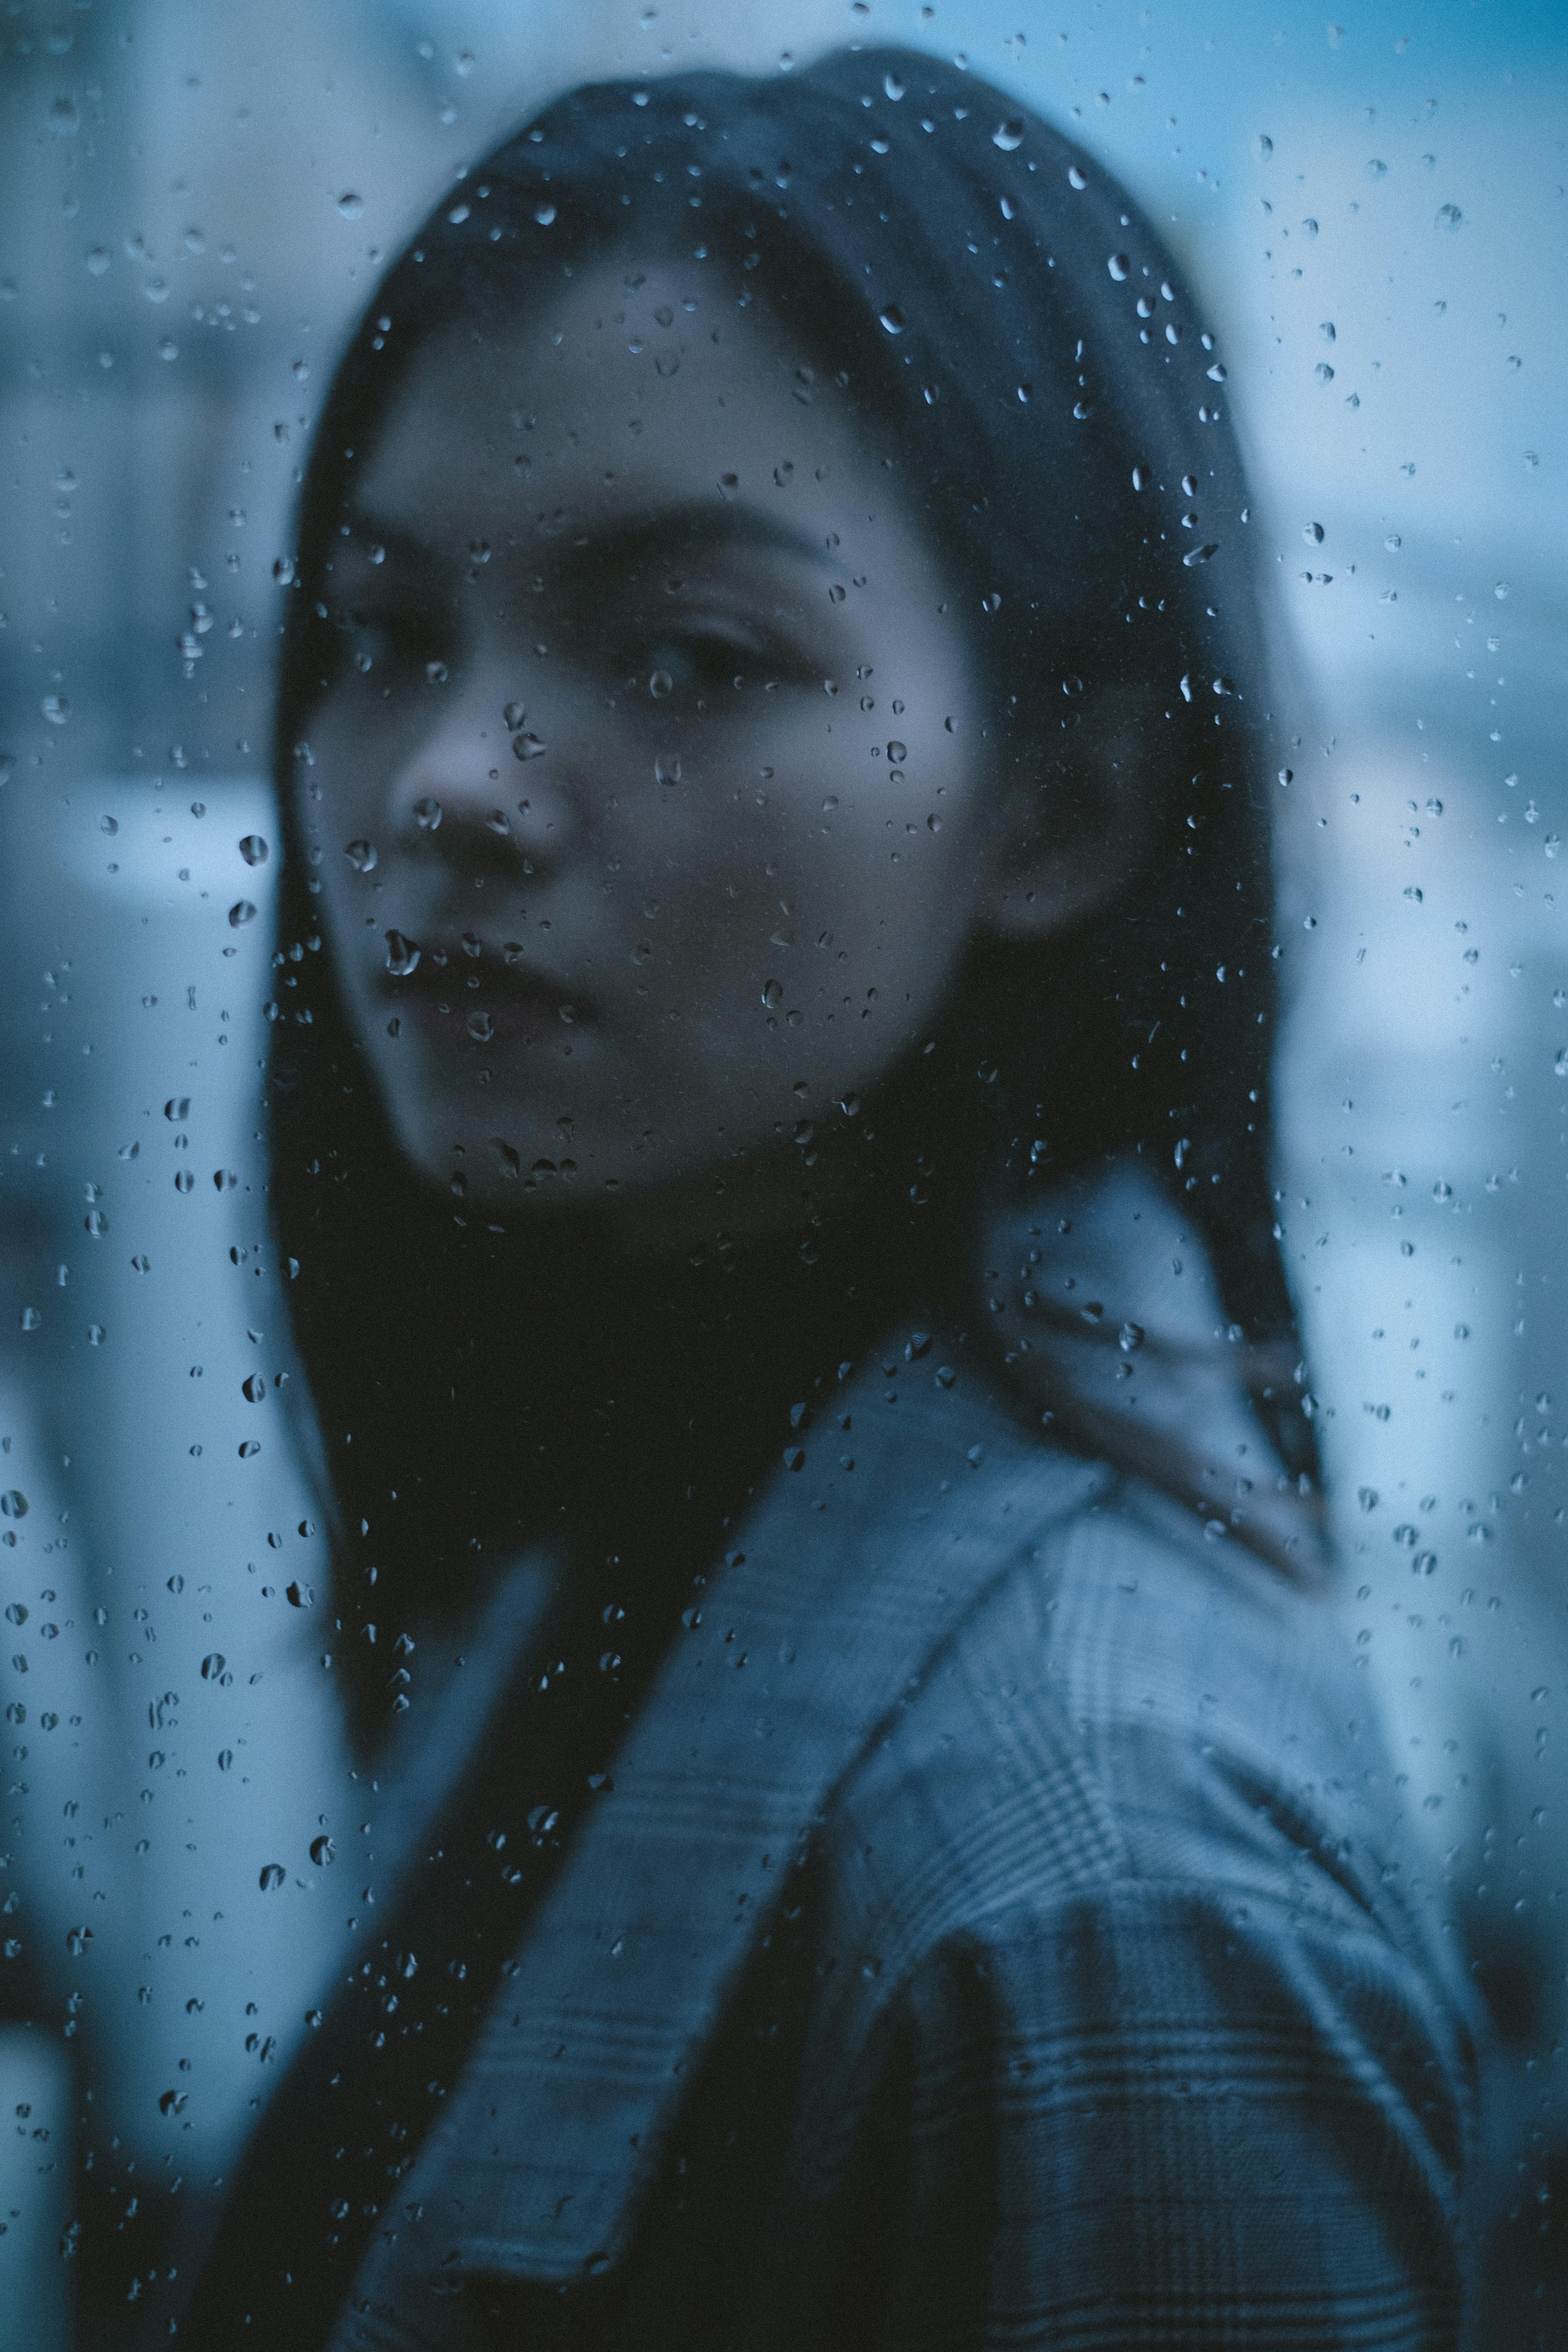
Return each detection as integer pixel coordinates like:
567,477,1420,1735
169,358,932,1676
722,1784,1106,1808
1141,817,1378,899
623,626,778,702
336,607,448,682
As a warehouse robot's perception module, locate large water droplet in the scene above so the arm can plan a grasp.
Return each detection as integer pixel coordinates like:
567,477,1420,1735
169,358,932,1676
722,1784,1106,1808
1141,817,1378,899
414,795,442,831
228,899,257,927
345,837,378,872
385,929,421,976
655,753,682,785
1107,253,1130,280
337,192,364,220
258,1862,286,1891
993,119,1024,151
877,304,906,335
238,833,268,866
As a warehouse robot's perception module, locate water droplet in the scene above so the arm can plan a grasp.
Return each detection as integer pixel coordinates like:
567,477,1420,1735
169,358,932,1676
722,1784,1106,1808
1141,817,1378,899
1436,203,1463,232
534,200,557,226
503,700,527,730
1107,253,1130,280
884,71,905,100
345,837,378,872
201,1652,227,1680
886,740,907,762
337,191,364,219
655,753,682,785
272,556,295,586
649,669,673,698
0,1491,28,1520
309,1834,336,1866
1315,361,1335,383
1119,1321,1145,1354
762,978,784,1009
49,96,79,136
258,1862,286,1891
414,795,442,831
512,731,547,760
385,929,421,976
877,304,906,335
165,1097,191,1122
993,119,1024,151
228,899,257,928
285,1580,313,1608
238,833,268,866
41,695,69,726
1254,133,1274,159
1067,164,1088,189
467,1010,494,1042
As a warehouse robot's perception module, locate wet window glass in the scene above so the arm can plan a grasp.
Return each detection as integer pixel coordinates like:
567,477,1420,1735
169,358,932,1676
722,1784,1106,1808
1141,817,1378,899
0,7,1561,2344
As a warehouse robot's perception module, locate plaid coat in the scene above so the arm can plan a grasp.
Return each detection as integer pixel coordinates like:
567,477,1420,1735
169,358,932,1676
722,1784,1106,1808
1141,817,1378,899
325,1344,1476,2351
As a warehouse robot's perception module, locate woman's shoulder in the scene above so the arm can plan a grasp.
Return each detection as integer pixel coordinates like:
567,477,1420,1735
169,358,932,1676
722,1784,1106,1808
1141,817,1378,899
814,1365,1452,1998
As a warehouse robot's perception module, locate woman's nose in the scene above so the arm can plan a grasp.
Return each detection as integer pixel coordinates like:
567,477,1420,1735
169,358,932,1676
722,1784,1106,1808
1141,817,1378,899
390,667,579,873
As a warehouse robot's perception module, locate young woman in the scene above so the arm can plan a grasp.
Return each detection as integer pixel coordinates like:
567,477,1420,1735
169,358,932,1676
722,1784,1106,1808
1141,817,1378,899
174,44,1474,2350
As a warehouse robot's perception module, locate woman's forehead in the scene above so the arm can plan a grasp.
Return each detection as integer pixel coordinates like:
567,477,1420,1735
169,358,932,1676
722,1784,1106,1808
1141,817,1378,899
351,256,925,580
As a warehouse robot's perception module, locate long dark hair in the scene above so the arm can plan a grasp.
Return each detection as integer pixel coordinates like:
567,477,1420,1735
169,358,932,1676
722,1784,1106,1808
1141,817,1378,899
267,46,1317,1690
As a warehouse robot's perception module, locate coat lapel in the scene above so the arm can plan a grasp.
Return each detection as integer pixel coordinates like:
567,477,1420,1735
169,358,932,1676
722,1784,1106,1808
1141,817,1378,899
339,1352,1105,2324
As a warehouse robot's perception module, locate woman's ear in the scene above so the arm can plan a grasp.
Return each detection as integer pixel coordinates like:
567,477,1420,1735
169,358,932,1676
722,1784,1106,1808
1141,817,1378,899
976,679,1165,945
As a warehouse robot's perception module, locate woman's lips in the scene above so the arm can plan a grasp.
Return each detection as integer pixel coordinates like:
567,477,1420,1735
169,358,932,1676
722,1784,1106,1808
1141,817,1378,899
380,936,593,1048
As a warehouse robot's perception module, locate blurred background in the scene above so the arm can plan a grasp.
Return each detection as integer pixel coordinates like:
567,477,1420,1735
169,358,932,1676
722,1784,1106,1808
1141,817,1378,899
0,0,1563,2341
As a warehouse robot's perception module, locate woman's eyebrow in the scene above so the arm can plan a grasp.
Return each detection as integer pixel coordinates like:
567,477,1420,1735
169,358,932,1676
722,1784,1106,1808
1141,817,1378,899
334,515,443,576
337,502,840,580
582,502,841,576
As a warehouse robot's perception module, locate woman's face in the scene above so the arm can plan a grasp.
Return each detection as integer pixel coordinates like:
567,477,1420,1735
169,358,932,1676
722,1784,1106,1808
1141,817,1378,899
305,257,996,1221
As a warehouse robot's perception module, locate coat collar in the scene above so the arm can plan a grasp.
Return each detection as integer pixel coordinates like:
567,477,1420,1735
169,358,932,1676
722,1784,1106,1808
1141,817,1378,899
337,1346,1105,2323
